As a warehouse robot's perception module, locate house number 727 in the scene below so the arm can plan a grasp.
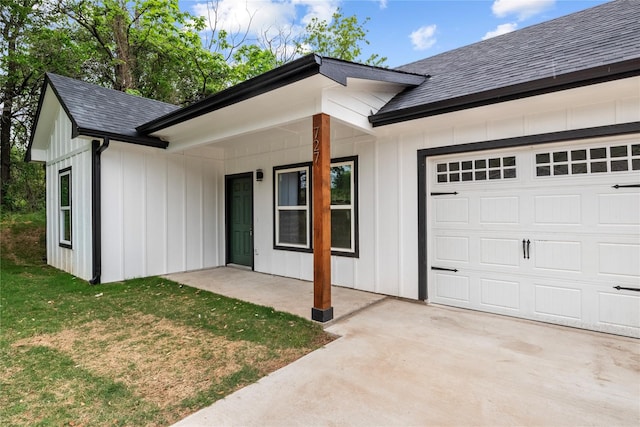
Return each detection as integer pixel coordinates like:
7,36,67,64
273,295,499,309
313,126,320,164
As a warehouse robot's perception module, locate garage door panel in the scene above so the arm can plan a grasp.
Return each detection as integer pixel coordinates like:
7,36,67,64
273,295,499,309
434,236,469,263
434,198,469,224
598,292,640,329
479,238,520,267
434,273,470,302
598,193,640,225
480,278,520,310
427,136,640,338
480,196,519,224
533,240,582,272
534,194,581,224
534,284,582,320
598,243,640,278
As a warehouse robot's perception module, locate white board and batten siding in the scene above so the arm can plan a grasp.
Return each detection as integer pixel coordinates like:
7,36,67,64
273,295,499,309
44,105,92,280
221,118,420,299
100,143,225,283
401,76,639,337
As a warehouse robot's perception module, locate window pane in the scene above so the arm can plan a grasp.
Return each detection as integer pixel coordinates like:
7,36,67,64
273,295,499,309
330,164,351,205
553,151,568,162
572,163,587,174
278,171,306,206
437,163,447,172
503,156,516,167
571,150,587,161
475,171,486,180
554,164,569,175
611,160,628,171
278,210,307,245
437,174,447,183
632,144,640,156
461,161,473,170
536,166,550,176
489,169,501,180
610,145,627,158
633,159,640,170
503,168,516,179
590,148,606,159
536,153,550,164
489,158,500,168
461,172,473,181
475,159,486,169
448,162,459,171
60,174,70,207
591,161,607,173
63,210,71,242
331,209,351,249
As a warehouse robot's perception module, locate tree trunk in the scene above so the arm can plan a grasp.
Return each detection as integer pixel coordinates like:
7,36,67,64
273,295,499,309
113,11,135,92
1,34,17,208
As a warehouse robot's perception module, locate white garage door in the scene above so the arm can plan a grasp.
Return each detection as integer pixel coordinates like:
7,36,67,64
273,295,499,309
427,136,640,338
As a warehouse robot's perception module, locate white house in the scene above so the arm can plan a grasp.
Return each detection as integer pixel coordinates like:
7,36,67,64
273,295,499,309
27,0,640,336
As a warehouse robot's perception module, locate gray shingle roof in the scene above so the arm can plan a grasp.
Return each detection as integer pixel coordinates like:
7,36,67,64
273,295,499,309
46,73,179,144
372,0,640,126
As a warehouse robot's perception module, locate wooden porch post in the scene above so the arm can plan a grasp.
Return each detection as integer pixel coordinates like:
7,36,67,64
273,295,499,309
311,113,333,322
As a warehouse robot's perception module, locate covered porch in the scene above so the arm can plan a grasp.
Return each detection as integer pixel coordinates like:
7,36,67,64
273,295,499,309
164,267,386,323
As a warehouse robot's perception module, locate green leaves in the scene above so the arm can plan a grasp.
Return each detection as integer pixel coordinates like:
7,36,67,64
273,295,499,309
298,8,387,66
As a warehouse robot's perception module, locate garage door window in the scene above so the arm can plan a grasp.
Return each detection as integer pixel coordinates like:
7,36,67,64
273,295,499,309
536,143,640,177
436,156,516,183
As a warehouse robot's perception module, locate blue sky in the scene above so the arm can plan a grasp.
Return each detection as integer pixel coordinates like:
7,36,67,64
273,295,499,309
180,0,610,67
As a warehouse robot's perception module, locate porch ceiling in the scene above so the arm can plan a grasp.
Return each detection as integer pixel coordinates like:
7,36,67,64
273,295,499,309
150,73,404,153
151,75,337,152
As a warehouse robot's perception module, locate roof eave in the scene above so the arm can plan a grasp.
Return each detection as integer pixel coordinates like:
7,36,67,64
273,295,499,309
370,58,640,127
138,54,427,134
78,128,169,149
137,54,323,134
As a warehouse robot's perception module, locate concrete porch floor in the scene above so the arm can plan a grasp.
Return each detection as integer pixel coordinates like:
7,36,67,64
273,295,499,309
166,268,640,426
164,267,386,322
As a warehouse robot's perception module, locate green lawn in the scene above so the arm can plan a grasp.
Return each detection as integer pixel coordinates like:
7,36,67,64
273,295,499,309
0,212,331,426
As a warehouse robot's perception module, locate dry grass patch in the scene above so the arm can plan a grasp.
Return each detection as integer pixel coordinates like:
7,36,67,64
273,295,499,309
12,312,299,409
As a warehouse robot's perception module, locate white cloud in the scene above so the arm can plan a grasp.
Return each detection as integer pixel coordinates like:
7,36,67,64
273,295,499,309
491,0,555,21
377,0,388,9
410,25,437,51
192,0,339,39
294,0,340,26
482,22,518,40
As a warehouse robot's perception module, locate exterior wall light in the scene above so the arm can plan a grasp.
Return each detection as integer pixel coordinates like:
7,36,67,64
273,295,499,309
256,169,264,181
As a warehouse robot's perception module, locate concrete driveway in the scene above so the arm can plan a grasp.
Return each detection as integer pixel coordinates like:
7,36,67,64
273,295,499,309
174,298,640,426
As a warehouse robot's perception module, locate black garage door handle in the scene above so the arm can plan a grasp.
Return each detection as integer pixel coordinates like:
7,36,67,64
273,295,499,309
613,286,640,292
612,184,640,189
431,266,458,273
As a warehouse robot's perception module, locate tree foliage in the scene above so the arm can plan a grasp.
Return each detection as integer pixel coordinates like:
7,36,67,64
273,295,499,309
298,9,387,66
1,0,88,210
0,1,384,212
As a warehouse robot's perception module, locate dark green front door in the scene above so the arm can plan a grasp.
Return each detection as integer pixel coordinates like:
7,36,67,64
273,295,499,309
227,175,253,267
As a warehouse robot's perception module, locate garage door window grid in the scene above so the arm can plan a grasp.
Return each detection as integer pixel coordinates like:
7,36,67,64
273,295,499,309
436,156,516,183
535,142,640,177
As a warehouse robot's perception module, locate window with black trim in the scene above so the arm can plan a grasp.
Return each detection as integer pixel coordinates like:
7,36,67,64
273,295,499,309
275,165,310,248
274,157,358,256
59,167,72,248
